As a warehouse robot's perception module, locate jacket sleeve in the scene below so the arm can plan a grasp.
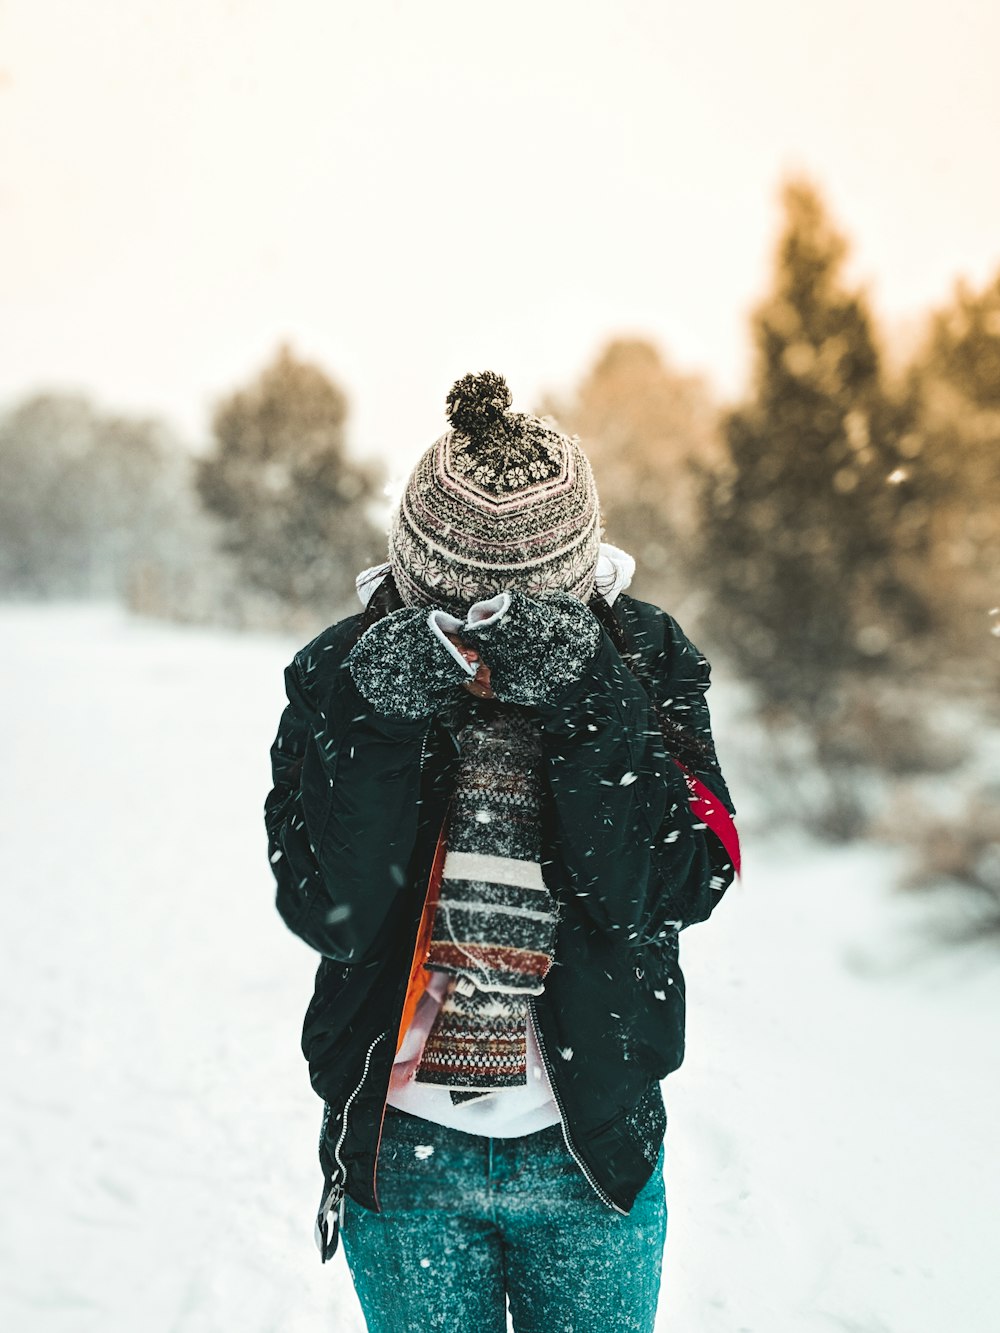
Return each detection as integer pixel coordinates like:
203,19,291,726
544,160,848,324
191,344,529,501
645,615,739,930
536,612,736,942
264,643,430,963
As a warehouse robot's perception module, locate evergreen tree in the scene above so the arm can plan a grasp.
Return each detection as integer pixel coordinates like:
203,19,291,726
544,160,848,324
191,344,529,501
0,392,177,599
196,345,384,621
540,338,723,614
698,177,928,718
906,269,1000,667
928,271,1000,408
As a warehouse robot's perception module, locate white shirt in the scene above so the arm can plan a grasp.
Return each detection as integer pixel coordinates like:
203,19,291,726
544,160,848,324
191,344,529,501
386,1009,563,1138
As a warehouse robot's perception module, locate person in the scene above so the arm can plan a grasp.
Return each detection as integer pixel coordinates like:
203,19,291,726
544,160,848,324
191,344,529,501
264,370,741,1332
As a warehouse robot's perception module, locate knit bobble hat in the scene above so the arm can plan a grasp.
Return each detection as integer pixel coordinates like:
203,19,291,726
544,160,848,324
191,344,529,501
388,371,602,615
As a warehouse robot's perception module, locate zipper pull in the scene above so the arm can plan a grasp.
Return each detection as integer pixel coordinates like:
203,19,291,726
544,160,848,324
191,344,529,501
314,1176,345,1263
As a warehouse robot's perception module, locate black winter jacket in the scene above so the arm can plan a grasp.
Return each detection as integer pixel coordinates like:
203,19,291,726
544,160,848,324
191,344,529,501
264,592,738,1260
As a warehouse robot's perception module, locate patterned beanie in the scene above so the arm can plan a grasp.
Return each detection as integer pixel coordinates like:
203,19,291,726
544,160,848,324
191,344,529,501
388,371,602,615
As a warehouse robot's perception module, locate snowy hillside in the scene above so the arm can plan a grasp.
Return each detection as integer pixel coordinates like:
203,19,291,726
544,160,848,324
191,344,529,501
1,602,996,1333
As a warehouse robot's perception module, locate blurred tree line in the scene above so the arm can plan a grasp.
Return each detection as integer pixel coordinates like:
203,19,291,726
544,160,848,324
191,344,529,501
549,180,998,709
0,345,386,635
544,176,999,881
1,175,997,892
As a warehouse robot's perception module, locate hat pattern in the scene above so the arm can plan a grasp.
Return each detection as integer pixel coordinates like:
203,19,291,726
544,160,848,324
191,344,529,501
389,371,602,615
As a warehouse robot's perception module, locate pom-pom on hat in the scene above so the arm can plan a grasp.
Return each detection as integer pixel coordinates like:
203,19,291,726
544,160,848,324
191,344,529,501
388,371,602,615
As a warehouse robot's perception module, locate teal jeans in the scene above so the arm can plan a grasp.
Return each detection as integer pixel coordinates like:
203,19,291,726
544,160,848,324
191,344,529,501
341,1105,667,1332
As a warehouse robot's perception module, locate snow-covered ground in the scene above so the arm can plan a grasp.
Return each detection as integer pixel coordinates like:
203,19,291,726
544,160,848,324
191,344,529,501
1,602,997,1333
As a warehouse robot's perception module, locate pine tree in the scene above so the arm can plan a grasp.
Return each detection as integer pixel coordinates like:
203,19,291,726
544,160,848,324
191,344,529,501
540,338,723,614
0,392,176,599
196,345,384,621
928,271,1000,408
907,269,1000,667
699,177,926,718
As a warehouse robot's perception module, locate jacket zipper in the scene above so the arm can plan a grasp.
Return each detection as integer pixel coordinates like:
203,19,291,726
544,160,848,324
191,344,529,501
333,1029,389,1187
315,1027,389,1255
528,995,628,1215
317,716,442,1253
370,716,449,1210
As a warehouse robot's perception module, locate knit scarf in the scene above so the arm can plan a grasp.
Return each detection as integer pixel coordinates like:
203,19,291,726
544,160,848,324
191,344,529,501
413,703,558,1104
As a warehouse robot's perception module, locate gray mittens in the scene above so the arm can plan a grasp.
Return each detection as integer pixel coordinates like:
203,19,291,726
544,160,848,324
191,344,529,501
347,606,476,718
463,590,602,707
347,590,603,718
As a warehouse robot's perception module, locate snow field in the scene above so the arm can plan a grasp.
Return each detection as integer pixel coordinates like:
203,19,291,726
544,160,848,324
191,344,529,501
0,602,996,1332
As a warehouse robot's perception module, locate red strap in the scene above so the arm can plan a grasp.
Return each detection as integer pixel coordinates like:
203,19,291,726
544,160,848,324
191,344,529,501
673,759,742,879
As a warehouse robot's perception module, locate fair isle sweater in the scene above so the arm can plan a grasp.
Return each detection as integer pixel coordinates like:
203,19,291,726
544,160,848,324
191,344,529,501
356,543,636,1138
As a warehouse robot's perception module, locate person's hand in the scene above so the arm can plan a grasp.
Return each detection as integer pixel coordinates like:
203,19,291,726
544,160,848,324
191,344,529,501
461,589,602,707
445,633,495,699
346,606,476,718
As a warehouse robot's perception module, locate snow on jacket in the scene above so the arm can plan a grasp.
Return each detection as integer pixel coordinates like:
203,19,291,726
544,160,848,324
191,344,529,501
264,590,739,1260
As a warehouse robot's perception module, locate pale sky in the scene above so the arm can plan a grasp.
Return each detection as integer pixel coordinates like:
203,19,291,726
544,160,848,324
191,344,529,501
2,0,998,470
